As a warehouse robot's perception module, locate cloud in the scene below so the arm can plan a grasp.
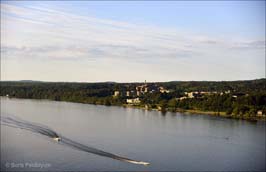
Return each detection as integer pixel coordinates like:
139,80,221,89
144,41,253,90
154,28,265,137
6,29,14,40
0,3,265,82
0,3,217,62
230,40,265,50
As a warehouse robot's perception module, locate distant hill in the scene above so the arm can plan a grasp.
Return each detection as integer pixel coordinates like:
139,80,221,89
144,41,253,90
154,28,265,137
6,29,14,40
19,80,44,82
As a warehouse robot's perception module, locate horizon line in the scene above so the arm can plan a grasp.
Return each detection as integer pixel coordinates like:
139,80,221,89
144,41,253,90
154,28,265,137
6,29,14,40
1,78,265,84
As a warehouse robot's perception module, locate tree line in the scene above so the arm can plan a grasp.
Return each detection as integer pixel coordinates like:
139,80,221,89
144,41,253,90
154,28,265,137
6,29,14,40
1,79,265,119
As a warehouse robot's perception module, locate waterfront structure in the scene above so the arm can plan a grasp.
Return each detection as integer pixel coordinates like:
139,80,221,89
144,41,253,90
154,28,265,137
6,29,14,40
257,110,263,116
126,98,141,104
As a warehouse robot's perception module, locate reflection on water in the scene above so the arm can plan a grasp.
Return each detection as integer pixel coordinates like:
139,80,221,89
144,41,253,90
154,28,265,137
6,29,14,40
1,97,265,171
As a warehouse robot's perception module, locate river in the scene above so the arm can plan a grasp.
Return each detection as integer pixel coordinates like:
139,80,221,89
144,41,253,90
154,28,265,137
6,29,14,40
1,97,265,171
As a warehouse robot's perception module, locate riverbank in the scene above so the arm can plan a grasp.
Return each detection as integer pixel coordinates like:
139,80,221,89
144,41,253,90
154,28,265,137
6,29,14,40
179,109,265,121
2,96,265,121
123,104,266,121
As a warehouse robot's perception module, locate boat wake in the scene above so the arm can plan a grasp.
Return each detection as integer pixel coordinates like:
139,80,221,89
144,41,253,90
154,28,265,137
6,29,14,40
0,115,150,166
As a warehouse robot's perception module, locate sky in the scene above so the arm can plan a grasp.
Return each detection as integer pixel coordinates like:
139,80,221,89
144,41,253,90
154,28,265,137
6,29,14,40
1,1,265,82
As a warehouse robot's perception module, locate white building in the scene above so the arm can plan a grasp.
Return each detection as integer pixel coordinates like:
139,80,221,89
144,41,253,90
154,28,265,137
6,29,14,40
176,97,187,101
113,91,120,97
159,86,170,93
126,98,141,104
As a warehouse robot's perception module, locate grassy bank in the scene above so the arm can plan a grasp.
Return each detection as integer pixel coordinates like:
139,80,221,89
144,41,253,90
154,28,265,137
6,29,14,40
123,104,265,121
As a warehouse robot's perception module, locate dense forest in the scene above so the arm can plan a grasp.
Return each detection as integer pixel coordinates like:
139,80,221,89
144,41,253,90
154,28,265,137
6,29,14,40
1,79,266,120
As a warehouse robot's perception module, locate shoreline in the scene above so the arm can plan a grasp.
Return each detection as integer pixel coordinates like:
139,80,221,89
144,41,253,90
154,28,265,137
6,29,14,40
122,104,265,121
2,96,265,121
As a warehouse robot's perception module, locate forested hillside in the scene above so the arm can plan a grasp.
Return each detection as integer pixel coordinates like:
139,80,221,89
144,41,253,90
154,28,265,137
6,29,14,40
1,79,265,120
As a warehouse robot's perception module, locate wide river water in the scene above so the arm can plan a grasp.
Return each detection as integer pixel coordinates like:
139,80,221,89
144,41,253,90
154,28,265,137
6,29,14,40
1,97,265,171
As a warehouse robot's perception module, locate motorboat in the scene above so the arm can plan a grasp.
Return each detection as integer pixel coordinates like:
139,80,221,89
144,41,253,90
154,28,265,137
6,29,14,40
53,137,61,142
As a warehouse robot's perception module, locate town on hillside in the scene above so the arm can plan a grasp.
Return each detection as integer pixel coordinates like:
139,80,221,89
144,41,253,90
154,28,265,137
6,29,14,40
111,80,265,119
1,79,266,120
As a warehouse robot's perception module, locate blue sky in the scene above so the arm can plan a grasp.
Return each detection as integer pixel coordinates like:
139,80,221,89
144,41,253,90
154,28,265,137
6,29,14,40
1,1,265,82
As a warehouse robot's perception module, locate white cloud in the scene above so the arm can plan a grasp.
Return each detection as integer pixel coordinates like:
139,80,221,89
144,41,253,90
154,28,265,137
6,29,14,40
1,3,265,81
